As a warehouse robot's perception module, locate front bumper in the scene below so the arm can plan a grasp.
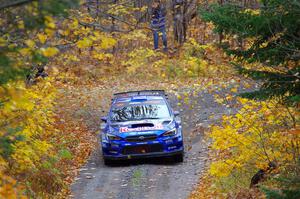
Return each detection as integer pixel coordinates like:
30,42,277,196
102,136,184,160
103,148,183,160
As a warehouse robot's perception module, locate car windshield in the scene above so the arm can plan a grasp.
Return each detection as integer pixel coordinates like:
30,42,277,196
110,100,170,122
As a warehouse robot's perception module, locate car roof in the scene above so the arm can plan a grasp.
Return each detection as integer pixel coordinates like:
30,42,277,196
114,95,164,103
113,90,166,98
111,90,169,108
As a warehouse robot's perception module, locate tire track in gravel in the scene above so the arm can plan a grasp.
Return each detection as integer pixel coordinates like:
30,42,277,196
70,87,233,199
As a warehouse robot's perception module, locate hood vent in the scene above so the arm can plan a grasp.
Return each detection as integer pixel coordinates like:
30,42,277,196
130,123,154,128
162,120,172,126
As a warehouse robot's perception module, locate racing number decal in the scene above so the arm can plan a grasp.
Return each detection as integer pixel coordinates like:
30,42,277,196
120,124,163,133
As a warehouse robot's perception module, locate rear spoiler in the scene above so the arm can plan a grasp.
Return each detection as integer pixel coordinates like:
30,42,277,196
113,90,167,100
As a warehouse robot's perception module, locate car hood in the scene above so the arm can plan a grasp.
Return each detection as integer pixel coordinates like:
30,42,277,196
108,119,174,138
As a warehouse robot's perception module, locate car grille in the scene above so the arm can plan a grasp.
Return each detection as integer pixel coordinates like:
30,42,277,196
125,134,158,142
122,144,163,155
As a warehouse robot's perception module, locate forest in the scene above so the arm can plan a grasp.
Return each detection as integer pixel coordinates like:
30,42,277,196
0,0,299,198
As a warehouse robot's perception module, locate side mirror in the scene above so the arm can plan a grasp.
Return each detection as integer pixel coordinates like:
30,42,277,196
101,116,107,122
100,123,106,131
174,111,180,116
175,120,181,127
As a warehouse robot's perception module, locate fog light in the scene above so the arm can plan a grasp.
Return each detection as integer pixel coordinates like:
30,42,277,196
165,139,173,144
102,143,108,148
111,143,119,148
168,146,177,150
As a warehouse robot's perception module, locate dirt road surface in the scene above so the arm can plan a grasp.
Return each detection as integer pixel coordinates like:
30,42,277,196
71,88,232,199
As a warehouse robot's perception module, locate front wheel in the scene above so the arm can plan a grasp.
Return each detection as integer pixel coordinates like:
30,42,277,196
173,153,184,163
103,158,114,166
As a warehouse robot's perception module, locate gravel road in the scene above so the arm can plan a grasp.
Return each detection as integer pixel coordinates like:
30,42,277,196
70,88,232,199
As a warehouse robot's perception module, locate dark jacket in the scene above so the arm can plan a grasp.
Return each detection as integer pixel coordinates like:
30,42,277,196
151,5,166,30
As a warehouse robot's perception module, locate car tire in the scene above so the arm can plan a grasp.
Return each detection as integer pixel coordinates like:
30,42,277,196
103,158,114,166
173,153,184,163
94,142,102,167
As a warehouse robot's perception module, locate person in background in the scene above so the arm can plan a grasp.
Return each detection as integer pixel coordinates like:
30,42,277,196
151,0,168,51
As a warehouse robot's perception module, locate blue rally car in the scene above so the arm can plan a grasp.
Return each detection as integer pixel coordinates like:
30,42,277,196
100,90,184,165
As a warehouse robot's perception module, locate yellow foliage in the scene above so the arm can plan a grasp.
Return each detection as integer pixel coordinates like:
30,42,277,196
76,37,93,48
69,19,79,29
123,48,159,74
100,37,117,49
241,9,260,15
41,47,59,57
45,28,55,37
107,4,129,15
64,53,80,62
0,37,6,47
18,48,32,56
92,52,113,61
44,16,56,29
58,29,70,36
230,87,238,93
209,98,299,180
210,161,233,177
37,33,47,44
121,30,148,41
0,78,57,196
24,40,35,49
17,20,25,29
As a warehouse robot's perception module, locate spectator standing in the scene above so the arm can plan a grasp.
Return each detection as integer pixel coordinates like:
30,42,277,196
151,0,168,51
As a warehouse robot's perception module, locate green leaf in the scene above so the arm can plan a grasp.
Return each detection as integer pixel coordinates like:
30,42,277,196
59,149,72,159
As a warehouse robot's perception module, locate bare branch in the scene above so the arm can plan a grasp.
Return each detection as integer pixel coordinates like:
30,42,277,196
78,20,130,33
0,0,35,10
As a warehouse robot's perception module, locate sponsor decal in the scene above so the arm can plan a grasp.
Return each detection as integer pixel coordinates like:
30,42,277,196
129,102,142,104
120,124,163,133
114,102,125,107
132,96,147,100
146,100,163,104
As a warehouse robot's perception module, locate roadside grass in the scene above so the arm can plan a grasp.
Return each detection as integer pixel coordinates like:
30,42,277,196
132,169,143,187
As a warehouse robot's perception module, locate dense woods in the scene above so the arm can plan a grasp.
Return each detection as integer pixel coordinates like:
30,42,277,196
0,0,299,198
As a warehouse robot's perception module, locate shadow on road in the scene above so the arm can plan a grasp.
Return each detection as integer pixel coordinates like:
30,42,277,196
103,156,181,167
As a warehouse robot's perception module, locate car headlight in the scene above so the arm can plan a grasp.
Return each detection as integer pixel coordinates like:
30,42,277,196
162,128,177,137
106,133,122,141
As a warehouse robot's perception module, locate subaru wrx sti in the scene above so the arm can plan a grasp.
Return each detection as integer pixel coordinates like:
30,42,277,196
100,90,184,165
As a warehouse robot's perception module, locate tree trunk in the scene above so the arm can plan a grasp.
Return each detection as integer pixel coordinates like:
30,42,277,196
172,0,197,45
